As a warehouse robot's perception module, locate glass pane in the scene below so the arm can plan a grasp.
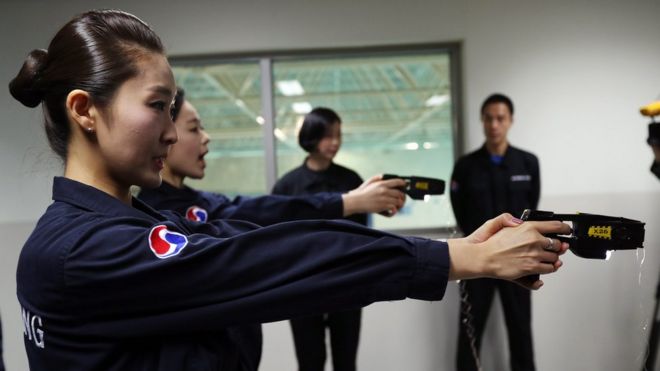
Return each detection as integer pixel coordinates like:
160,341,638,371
173,63,264,196
273,53,457,230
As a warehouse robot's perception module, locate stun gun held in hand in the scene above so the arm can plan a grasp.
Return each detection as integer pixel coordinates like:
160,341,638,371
382,174,446,200
520,209,646,259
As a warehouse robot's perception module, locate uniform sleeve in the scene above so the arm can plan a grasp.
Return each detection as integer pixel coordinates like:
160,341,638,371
207,193,344,226
60,218,450,338
450,159,469,235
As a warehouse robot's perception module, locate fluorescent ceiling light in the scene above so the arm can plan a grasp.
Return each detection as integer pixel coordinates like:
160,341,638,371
405,142,419,150
277,80,305,96
425,94,449,107
422,142,438,149
256,116,265,125
292,102,312,114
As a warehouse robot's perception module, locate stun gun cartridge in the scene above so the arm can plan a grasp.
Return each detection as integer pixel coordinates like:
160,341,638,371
520,209,645,259
382,174,445,200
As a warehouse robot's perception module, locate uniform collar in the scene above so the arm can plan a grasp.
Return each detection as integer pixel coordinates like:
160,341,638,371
52,176,167,221
478,143,514,165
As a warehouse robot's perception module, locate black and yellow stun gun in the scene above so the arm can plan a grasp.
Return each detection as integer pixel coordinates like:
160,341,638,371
520,209,645,259
382,174,445,200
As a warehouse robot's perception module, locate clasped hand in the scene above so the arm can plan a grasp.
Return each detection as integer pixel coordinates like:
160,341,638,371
448,213,571,290
342,174,407,217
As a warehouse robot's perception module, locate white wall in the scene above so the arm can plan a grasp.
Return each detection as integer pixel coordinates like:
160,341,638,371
1,0,658,370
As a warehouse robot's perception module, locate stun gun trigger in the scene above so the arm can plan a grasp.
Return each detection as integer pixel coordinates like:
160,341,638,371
520,209,645,260
382,174,446,200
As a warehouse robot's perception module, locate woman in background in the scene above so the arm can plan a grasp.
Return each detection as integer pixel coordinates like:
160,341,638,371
272,107,366,371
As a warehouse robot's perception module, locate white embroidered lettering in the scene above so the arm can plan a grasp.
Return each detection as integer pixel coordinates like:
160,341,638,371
21,307,45,349
31,315,45,348
21,307,31,341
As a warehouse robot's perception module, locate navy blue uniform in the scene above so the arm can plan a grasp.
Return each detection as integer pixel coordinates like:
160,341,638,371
138,180,348,370
138,180,344,226
273,161,366,371
450,145,540,371
18,177,450,371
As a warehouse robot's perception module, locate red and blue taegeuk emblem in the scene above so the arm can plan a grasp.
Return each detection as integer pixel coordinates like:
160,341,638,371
186,206,208,223
148,225,189,259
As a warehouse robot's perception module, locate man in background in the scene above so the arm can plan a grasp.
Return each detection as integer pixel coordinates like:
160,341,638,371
451,93,540,371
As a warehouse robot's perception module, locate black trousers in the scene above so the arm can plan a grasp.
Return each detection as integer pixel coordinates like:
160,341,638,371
228,324,263,371
290,309,361,371
456,278,534,371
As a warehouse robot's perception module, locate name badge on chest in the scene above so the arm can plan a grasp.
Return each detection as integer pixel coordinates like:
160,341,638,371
511,174,531,182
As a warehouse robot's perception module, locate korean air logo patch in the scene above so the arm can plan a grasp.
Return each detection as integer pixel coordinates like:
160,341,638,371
186,206,208,223
148,225,189,259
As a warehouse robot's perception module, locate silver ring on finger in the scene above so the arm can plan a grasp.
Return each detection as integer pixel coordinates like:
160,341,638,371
543,237,555,252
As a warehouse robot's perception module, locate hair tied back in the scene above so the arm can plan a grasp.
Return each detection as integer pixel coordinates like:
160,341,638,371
9,48,49,108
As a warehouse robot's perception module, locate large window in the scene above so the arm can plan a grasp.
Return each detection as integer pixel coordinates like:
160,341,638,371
171,45,461,232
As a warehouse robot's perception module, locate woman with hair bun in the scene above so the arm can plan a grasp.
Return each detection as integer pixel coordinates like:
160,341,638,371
10,9,570,371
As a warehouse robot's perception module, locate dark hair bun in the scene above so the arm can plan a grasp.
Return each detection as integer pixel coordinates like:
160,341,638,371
9,49,49,108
